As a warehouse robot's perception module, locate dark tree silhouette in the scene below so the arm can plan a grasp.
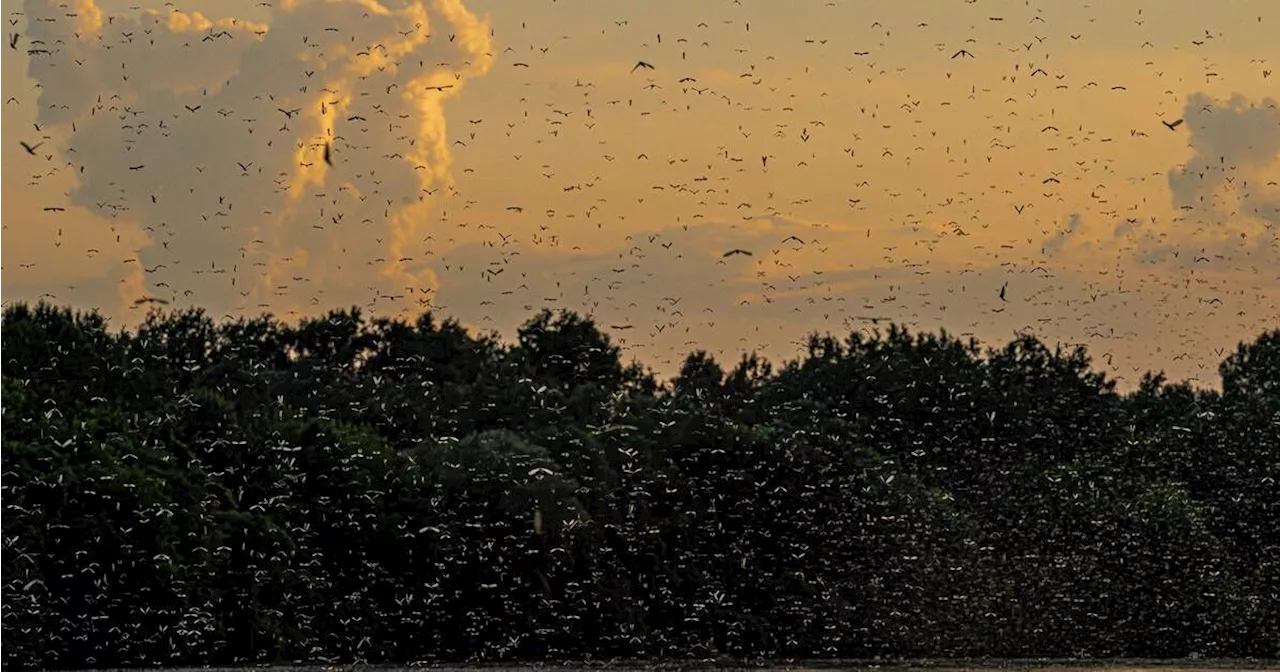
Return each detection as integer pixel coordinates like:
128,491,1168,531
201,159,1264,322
2,303,1277,669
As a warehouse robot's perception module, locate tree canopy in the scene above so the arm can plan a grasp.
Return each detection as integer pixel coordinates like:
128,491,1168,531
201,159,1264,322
2,301,1277,668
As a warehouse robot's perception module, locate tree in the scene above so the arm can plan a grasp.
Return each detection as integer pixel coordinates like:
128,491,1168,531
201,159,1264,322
4,300,1278,666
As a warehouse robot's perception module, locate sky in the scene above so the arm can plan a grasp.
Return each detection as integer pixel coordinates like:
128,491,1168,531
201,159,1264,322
3,0,1278,389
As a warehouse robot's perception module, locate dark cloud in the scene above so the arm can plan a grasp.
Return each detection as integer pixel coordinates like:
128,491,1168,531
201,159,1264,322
428,214,1093,375
1043,212,1083,257
1167,92,1280,224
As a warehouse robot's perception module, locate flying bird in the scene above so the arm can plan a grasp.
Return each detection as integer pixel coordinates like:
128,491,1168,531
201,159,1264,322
722,249,753,257
1162,118,1184,130
631,60,655,73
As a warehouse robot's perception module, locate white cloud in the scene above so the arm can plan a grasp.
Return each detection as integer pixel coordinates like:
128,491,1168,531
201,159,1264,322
22,0,494,318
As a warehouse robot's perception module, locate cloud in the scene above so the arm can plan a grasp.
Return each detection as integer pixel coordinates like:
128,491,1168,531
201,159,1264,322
1167,92,1280,227
1043,212,1083,257
426,212,1023,374
22,0,494,318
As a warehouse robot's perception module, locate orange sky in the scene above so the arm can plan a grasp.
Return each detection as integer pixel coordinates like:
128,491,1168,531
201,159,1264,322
3,0,1278,388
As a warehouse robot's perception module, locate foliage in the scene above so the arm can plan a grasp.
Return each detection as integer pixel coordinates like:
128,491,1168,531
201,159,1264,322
2,303,1277,668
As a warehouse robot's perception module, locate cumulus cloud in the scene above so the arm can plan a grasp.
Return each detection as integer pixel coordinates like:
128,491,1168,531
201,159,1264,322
23,0,494,318
1167,92,1280,227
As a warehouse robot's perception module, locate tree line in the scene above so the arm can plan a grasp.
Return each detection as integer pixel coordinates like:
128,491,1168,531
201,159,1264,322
2,301,1277,669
